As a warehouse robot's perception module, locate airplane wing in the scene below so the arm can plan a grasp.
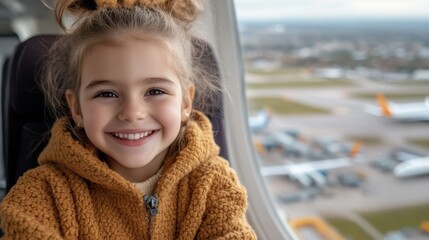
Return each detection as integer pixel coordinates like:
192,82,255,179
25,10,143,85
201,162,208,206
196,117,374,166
260,158,352,187
260,158,351,176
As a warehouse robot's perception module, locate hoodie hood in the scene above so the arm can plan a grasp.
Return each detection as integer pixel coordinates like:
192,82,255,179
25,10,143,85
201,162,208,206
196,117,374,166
38,110,220,191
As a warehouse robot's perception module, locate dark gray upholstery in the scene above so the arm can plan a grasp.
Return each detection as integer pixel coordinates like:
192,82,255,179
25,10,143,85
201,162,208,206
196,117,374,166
2,35,58,192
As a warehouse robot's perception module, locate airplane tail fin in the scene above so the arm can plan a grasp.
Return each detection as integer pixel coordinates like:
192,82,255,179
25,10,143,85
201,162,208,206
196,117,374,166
350,141,362,158
376,93,393,117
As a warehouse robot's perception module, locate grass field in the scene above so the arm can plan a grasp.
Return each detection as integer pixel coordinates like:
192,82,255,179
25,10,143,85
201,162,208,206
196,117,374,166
353,92,429,100
324,203,429,239
325,217,376,240
245,68,429,87
246,68,303,76
391,81,429,87
345,135,383,145
408,138,429,150
246,79,355,89
361,203,429,234
248,97,329,115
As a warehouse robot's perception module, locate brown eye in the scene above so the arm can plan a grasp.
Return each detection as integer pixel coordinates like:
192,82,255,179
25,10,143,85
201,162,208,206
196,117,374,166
146,88,165,96
95,91,117,98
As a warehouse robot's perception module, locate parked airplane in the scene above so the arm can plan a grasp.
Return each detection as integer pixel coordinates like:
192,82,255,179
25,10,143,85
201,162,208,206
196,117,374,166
258,130,362,159
248,108,271,133
394,156,429,178
365,93,429,122
260,141,362,187
372,148,428,174
260,157,353,187
258,130,310,157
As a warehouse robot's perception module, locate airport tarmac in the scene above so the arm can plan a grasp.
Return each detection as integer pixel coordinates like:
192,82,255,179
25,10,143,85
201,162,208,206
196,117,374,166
258,135,429,239
247,75,429,229
263,152,429,218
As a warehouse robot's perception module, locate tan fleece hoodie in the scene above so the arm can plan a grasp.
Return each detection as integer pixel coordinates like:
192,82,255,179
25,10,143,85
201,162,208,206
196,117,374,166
0,111,256,239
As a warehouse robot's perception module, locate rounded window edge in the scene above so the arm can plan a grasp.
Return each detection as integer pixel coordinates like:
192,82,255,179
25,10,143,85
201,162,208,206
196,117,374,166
203,0,300,239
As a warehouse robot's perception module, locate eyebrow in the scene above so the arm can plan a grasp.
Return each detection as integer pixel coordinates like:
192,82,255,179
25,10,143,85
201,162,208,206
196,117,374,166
84,80,114,90
144,78,177,86
84,77,177,90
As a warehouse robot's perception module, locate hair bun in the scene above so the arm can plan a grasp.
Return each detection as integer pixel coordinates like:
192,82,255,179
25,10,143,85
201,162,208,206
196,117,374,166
58,0,201,28
95,0,202,25
165,0,202,25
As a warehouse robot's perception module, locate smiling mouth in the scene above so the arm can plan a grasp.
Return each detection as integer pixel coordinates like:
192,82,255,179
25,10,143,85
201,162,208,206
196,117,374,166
112,130,156,141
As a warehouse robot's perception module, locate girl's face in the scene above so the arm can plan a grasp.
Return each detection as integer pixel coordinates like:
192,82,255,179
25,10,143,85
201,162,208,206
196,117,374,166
66,38,193,182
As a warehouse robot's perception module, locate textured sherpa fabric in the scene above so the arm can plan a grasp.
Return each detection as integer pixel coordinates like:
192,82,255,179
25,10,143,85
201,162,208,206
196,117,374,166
0,111,256,239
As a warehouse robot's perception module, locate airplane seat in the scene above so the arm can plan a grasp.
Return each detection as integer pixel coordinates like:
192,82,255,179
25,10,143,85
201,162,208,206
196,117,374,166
191,37,227,159
1,35,226,194
2,35,59,193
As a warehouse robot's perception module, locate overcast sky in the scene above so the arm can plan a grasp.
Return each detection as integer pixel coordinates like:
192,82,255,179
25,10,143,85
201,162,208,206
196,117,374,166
234,0,429,21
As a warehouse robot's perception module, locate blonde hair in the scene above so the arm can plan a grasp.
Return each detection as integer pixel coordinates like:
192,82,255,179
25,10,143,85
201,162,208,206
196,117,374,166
42,0,222,151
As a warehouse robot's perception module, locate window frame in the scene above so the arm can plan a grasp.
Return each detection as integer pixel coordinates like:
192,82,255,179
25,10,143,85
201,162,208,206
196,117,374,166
201,1,299,239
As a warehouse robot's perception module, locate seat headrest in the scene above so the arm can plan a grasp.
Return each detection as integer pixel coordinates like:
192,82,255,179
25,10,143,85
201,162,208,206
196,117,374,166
8,35,59,119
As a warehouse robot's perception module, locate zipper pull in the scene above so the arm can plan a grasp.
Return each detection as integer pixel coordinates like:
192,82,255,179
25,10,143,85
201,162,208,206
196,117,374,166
144,194,158,216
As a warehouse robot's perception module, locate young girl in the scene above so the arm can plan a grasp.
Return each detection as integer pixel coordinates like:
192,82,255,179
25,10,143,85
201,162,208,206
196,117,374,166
0,0,256,239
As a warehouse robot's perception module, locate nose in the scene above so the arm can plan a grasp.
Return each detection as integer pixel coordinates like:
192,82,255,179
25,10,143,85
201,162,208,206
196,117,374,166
117,97,146,122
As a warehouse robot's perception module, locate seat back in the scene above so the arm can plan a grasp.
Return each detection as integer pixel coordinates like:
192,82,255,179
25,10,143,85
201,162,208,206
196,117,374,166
2,35,226,193
2,35,58,192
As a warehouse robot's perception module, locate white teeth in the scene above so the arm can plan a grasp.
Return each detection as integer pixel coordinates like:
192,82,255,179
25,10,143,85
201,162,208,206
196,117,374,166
113,131,153,140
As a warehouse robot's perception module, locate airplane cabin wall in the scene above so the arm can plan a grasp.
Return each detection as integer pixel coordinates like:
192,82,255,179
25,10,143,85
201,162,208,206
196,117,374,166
11,16,60,41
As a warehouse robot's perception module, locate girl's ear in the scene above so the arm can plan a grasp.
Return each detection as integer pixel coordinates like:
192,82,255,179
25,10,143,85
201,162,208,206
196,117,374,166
65,90,83,126
182,84,195,120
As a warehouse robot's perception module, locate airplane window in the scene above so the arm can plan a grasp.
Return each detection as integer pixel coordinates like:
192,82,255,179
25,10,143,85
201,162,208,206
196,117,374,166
234,0,429,239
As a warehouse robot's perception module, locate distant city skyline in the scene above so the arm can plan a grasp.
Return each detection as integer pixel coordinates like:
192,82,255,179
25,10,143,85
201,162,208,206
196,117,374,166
234,0,429,21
